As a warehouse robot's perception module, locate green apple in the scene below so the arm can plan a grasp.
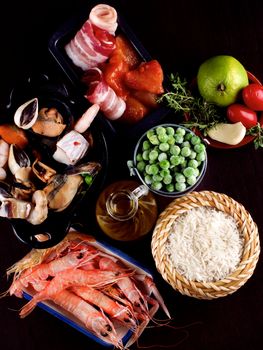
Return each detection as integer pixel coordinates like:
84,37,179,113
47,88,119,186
197,55,249,107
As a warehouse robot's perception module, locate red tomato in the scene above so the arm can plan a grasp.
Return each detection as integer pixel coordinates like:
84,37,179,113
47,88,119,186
226,104,257,128
242,83,263,111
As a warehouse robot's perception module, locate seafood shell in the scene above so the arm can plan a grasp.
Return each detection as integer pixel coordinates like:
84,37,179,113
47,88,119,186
44,174,83,212
14,98,38,130
32,159,56,183
8,144,31,176
0,185,31,219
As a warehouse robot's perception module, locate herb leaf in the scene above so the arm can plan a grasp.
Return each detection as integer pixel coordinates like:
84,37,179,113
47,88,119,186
158,73,225,135
247,123,263,149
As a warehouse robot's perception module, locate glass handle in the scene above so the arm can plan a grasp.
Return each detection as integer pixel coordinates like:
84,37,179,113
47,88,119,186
131,185,149,200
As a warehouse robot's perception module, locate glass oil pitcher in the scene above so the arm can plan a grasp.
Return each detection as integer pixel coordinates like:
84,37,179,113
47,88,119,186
95,180,158,241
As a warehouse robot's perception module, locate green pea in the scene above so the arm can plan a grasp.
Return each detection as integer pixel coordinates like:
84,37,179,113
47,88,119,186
146,130,154,139
149,164,159,175
143,140,151,150
166,126,175,136
183,167,196,177
144,175,152,185
196,152,206,162
175,182,186,192
84,174,93,186
184,132,193,141
145,164,152,175
158,152,167,161
176,127,186,136
170,155,181,166
181,146,191,157
170,145,181,156
174,134,184,144
191,135,201,145
136,153,143,161
159,142,170,152
152,174,163,182
187,175,197,186
182,141,190,148
175,173,186,183
179,156,185,164
160,169,170,178
159,160,170,170
142,150,150,160
166,183,175,192
194,143,206,153
189,150,197,159
158,133,169,143
156,126,166,135
152,182,163,191
149,149,159,161
188,159,199,168
163,175,172,185
148,135,160,145
193,168,200,177
167,135,176,145
137,161,146,172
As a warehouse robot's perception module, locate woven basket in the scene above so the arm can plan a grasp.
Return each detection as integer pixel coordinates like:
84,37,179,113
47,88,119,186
151,191,260,299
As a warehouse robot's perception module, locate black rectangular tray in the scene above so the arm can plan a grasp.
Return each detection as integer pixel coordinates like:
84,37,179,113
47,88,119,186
48,1,172,140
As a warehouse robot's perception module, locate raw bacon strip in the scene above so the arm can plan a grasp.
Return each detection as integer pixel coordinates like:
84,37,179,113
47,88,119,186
84,68,126,120
89,4,118,35
65,19,116,71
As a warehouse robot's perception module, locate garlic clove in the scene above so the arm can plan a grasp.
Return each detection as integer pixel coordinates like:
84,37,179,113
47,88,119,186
207,122,247,145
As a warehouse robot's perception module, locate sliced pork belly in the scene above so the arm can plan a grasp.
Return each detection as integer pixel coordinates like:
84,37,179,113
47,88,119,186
84,68,126,120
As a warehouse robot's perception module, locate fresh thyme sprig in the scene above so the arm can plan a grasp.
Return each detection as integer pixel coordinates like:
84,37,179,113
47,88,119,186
158,73,225,135
246,122,263,149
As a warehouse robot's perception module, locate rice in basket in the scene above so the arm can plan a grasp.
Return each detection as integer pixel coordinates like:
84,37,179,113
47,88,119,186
166,206,244,282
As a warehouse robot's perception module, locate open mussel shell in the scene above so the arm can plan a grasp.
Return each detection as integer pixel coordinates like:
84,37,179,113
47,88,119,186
8,144,31,176
14,98,38,130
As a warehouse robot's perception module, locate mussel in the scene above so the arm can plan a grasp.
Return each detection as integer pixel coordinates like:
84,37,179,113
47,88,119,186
14,98,38,130
32,159,56,183
43,174,83,212
8,144,31,176
32,107,66,137
0,184,32,219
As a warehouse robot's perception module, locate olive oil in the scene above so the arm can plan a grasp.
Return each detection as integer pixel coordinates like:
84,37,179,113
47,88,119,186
96,180,158,241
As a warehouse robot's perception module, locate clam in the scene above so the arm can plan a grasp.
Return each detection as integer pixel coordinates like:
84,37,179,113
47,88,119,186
14,98,38,130
32,159,56,183
8,144,31,176
32,107,67,137
0,184,32,219
43,174,83,212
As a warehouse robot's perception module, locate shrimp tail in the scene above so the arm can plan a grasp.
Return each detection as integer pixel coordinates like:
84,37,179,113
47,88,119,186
19,298,37,318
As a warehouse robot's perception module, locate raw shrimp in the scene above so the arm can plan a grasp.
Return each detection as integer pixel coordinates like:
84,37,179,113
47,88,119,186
38,289,123,349
0,167,7,180
9,250,98,297
0,139,9,167
74,104,100,134
19,269,130,317
71,285,136,328
99,257,148,315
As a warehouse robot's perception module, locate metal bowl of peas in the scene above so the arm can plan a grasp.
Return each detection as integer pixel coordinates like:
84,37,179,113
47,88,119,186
129,124,207,197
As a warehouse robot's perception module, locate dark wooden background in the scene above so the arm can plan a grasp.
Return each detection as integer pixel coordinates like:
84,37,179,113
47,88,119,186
0,1,262,349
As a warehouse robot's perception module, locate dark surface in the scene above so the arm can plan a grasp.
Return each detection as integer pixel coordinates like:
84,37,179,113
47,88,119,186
0,0,263,349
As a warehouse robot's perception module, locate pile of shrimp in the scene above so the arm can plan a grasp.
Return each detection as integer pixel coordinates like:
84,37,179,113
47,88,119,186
4,231,171,349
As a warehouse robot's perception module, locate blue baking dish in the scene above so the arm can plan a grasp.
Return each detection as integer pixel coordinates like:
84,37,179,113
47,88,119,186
22,233,156,348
